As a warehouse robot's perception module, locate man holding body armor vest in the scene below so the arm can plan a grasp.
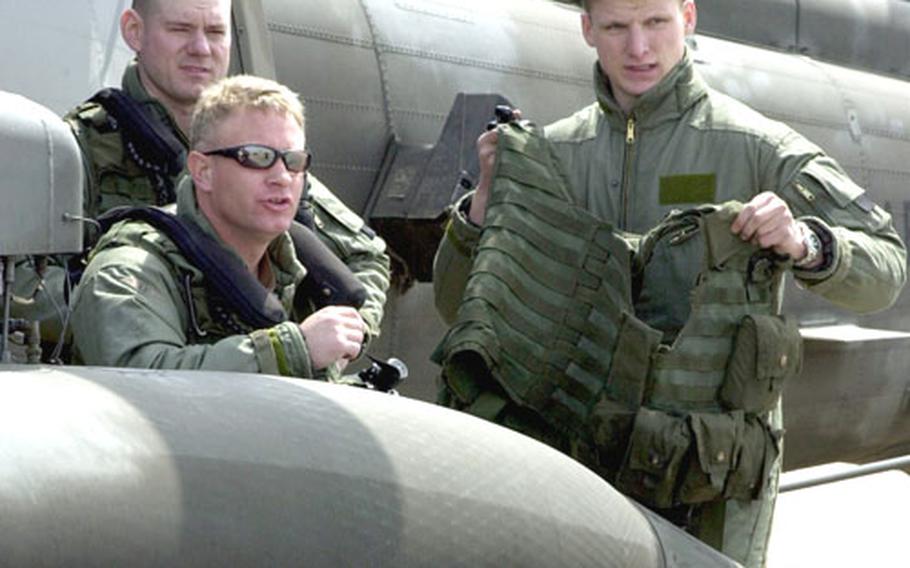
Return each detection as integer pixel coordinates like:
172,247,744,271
12,0,389,356
432,0,907,566
71,75,365,380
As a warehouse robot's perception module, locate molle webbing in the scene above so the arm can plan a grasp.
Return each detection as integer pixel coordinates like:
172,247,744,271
436,124,791,436
638,206,787,412
437,123,636,436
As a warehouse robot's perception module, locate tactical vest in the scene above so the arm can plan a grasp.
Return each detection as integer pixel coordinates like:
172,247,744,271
66,89,186,220
434,123,802,510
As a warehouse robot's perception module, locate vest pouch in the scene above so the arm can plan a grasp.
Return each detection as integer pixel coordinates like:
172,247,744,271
677,412,738,505
678,412,780,504
724,415,781,501
589,397,637,474
721,314,802,414
615,408,690,510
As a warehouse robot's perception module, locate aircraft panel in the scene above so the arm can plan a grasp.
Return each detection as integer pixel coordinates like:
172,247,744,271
694,38,853,127
695,0,797,52
383,61,593,146
363,0,593,144
0,94,83,256
371,285,449,403
0,0,131,113
799,0,910,80
784,330,910,468
263,0,388,210
0,366,691,567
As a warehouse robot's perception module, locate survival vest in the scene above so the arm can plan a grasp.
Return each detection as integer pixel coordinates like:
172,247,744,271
434,122,802,510
66,88,187,219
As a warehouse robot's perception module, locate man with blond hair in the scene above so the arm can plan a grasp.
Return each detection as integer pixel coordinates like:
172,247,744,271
13,0,389,362
71,75,366,380
432,0,906,565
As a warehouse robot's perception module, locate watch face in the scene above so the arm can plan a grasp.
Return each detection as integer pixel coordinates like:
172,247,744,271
796,225,821,267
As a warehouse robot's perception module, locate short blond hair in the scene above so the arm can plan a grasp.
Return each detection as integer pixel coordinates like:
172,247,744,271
190,75,305,149
581,0,686,12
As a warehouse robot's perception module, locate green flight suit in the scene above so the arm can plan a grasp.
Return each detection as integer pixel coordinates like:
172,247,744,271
433,52,907,568
71,178,330,379
14,61,389,349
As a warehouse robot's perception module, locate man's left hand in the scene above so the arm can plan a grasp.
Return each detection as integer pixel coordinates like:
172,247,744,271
731,192,807,260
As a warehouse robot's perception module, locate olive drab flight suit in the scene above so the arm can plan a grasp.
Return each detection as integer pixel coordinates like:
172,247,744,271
71,178,336,380
433,52,907,568
13,61,389,349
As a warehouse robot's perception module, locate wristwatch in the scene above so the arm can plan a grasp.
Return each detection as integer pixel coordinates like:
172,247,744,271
794,222,822,268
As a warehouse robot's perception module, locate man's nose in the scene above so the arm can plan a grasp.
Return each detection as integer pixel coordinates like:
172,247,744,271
267,161,294,185
625,26,649,57
186,29,213,55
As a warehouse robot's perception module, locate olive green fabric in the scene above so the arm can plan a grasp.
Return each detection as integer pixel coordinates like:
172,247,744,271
66,61,186,218
435,124,790,511
430,52,908,564
434,51,906,328
14,61,389,352
433,122,637,439
71,178,324,380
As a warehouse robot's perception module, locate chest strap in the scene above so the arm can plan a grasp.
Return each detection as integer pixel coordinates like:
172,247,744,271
95,207,366,331
88,88,186,204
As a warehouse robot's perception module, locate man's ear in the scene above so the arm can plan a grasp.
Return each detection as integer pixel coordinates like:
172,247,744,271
120,9,144,53
187,151,214,194
581,13,595,48
683,0,697,35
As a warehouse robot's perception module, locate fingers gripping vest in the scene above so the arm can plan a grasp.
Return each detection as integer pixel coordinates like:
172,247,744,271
435,123,802,510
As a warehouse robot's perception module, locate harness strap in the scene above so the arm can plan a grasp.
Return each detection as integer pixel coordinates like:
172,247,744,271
89,88,186,205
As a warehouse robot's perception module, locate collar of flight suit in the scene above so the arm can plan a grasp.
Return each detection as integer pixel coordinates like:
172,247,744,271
174,176,307,291
121,59,191,149
594,48,710,132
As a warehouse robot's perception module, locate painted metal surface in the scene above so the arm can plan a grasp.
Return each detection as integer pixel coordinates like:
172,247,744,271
0,93,82,256
0,365,736,567
1,0,910,471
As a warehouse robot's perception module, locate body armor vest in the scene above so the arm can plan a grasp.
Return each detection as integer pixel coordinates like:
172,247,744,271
434,123,802,509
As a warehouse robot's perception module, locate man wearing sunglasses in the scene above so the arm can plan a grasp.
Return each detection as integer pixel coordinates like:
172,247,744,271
12,0,389,364
69,75,367,380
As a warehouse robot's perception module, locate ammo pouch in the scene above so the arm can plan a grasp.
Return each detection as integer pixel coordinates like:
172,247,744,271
721,314,802,414
610,206,792,509
615,408,781,510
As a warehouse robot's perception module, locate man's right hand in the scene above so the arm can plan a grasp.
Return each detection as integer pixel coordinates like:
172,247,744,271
299,305,365,370
468,109,522,226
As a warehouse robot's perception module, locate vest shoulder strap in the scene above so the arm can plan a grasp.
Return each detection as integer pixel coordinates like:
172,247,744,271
88,88,186,203
97,206,287,329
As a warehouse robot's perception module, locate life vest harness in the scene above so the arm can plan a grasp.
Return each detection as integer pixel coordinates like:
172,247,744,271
89,206,366,335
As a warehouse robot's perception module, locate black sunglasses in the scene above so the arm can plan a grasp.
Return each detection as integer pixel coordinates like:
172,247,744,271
203,144,312,173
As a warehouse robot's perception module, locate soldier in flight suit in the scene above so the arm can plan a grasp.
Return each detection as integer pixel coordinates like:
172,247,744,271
432,1,907,566
13,0,389,357
71,75,366,381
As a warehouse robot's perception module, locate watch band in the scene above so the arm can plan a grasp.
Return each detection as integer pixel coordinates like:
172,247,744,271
794,221,822,268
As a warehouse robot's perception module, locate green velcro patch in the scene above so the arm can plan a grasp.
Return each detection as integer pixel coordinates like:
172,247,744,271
659,174,716,205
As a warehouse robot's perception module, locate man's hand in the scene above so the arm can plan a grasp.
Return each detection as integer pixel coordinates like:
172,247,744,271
731,192,807,261
468,109,522,225
299,306,365,370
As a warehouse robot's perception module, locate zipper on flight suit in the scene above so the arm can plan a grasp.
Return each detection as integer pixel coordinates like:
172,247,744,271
621,115,637,229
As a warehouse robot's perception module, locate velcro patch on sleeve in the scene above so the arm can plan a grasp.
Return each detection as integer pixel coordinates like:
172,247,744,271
659,174,716,205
